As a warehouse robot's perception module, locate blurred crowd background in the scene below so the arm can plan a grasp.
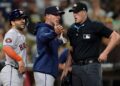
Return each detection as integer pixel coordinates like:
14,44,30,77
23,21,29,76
0,0,120,86
0,0,120,63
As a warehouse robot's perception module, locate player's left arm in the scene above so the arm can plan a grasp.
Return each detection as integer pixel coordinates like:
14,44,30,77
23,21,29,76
98,31,120,62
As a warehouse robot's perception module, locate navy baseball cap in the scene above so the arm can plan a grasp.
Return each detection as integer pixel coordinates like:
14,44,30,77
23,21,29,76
69,2,88,13
45,6,65,16
9,9,27,21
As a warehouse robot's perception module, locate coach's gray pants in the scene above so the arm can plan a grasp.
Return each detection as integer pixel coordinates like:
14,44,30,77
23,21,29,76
34,72,55,86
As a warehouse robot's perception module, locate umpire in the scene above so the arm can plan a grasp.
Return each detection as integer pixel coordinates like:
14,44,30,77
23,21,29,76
64,2,120,86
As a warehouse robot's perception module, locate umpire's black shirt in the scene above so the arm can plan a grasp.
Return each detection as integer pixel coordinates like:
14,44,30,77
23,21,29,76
67,18,113,63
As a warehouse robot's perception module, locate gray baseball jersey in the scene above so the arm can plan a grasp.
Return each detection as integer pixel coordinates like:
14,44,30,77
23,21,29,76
0,28,27,86
3,28,27,67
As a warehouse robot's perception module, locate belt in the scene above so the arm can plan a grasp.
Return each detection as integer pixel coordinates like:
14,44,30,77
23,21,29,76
73,59,99,66
6,64,25,74
6,64,18,70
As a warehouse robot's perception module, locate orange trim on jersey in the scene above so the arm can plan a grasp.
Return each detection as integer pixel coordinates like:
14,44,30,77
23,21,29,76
3,46,22,61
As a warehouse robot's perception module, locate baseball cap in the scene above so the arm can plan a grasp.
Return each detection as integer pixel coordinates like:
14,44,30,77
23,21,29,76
69,2,88,13
45,6,65,16
9,9,27,21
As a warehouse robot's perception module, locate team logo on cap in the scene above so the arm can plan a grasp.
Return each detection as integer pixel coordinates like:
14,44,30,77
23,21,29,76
19,10,23,14
56,6,59,11
83,8,85,10
73,4,77,7
5,38,12,43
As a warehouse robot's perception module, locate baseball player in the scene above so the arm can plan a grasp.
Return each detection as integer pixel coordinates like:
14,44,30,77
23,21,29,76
0,9,28,86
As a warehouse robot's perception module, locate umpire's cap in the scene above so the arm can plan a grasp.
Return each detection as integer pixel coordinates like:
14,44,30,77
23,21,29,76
45,6,65,16
9,9,27,21
69,2,88,13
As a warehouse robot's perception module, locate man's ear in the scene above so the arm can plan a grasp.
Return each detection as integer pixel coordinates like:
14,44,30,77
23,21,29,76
11,21,15,26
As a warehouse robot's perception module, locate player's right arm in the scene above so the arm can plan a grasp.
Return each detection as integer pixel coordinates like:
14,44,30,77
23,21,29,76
3,46,25,73
37,27,57,43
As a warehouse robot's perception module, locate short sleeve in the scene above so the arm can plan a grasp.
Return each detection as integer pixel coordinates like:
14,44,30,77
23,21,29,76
3,33,17,48
67,26,74,46
95,22,113,38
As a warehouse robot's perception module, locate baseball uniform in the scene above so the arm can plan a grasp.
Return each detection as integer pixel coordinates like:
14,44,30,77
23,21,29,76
0,28,27,86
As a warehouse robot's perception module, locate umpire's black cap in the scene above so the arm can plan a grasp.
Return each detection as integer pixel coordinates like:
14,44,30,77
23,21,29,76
69,2,88,13
45,6,65,16
9,9,27,21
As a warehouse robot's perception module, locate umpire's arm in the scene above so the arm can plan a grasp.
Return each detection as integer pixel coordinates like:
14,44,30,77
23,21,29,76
98,31,120,62
61,48,73,80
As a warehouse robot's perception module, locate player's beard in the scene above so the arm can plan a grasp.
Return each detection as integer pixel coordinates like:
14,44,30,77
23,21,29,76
16,24,25,31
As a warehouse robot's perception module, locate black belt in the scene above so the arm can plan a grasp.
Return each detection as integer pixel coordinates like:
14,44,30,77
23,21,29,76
73,59,99,66
6,64,18,70
6,64,26,74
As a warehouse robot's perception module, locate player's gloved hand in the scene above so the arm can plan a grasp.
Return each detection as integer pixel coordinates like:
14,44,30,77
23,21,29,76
18,60,25,74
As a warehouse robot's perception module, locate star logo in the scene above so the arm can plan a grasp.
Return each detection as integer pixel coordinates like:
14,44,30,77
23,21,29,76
5,38,12,43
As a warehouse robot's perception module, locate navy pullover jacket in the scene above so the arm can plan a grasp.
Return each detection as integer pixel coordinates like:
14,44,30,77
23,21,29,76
33,23,62,78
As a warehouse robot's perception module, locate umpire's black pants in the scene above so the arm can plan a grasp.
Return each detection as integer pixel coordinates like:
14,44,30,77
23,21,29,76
72,63,102,86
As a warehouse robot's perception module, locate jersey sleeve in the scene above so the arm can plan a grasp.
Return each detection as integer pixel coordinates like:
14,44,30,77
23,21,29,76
67,26,74,46
3,33,17,48
95,22,113,38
